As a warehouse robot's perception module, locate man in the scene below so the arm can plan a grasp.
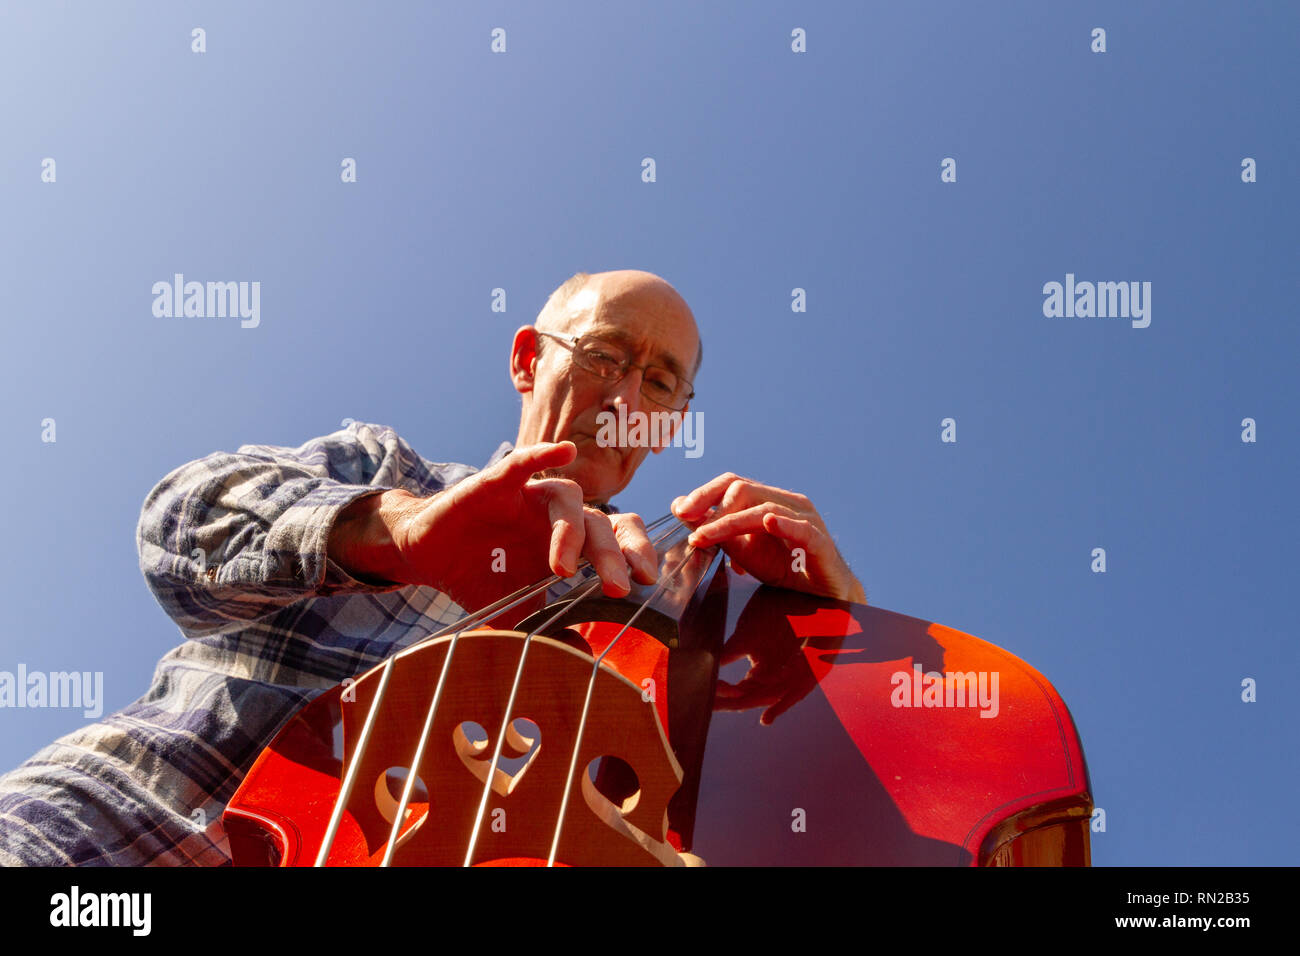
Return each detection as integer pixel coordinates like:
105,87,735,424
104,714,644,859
0,269,864,865
329,269,865,612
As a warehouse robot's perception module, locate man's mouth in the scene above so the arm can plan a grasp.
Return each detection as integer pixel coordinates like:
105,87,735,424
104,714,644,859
568,432,626,457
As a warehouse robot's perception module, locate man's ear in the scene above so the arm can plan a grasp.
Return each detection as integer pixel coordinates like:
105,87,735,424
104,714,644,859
510,326,539,393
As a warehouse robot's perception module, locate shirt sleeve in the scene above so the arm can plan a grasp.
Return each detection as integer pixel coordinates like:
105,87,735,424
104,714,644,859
136,422,436,637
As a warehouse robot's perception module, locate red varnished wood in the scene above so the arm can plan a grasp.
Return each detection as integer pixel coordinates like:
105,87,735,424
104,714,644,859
225,631,693,866
225,565,1092,866
684,575,1092,865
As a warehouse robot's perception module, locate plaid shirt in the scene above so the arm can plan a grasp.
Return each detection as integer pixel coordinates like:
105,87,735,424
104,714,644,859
0,423,586,866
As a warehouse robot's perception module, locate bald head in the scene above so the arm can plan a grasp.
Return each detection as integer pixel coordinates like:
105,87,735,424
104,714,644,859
511,269,702,503
536,270,702,378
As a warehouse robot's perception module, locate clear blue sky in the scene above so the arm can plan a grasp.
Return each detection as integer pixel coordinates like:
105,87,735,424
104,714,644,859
0,1,1295,865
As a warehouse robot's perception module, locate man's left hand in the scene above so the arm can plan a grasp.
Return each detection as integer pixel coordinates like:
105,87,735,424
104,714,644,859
672,473,866,604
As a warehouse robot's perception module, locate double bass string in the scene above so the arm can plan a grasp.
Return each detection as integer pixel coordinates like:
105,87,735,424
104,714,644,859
315,572,569,867
381,515,687,864
458,575,606,866
406,513,680,650
457,516,687,867
316,513,680,866
545,534,699,867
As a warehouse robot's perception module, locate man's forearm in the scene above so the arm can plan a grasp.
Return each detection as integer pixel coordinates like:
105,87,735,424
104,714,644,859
327,489,421,586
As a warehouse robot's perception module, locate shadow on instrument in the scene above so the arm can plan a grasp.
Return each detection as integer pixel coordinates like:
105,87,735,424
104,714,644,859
224,529,1092,866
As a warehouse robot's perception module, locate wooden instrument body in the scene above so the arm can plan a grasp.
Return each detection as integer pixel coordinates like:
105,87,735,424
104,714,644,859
224,564,1092,866
684,574,1092,865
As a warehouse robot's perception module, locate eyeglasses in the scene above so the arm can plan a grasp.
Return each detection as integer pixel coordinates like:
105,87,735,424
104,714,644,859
535,330,695,411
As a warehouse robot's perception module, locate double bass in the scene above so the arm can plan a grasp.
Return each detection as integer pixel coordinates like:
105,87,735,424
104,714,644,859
223,515,1093,866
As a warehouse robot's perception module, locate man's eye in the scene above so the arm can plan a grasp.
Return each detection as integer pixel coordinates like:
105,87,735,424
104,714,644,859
645,374,676,396
585,348,624,370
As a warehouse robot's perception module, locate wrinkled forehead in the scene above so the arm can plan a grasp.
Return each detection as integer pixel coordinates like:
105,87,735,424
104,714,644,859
562,288,698,379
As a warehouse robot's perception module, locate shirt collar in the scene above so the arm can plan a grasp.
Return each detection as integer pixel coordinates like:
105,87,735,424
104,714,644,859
485,441,514,469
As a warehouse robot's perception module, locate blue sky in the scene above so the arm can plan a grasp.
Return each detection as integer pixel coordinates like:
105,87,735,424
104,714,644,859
0,1,1295,865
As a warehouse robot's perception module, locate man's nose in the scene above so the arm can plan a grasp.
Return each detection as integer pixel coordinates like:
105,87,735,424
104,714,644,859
602,368,645,413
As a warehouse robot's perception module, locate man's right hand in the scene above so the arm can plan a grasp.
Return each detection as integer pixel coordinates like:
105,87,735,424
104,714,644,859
327,442,658,618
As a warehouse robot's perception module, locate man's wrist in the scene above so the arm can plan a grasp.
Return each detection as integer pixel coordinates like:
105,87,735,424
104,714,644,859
327,489,421,586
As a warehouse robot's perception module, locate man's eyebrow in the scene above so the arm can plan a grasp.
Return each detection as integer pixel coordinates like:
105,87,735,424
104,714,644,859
586,325,689,378
656,351,687,378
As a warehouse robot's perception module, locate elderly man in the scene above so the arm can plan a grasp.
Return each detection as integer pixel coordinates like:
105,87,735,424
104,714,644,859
0,269,864,866
331,270,866,612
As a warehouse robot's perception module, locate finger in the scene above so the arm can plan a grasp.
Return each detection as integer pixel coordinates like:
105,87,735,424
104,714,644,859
718,639,755,667
714,678,743,699
672,472,742,522
541,480,586,578
493,441,577,489
711,679,779,713
761,512,820,551
688,502,800,549
673,473,804,523
761,691,802,726
582,509,631,596
611,513,658,584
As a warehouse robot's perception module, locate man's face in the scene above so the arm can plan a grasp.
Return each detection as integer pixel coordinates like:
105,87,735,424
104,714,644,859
512,272,700,504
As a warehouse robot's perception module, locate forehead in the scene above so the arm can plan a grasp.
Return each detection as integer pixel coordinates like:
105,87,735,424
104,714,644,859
566,293,697,378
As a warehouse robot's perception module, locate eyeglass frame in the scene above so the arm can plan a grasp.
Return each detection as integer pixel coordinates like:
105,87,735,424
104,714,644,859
534,329,696,411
